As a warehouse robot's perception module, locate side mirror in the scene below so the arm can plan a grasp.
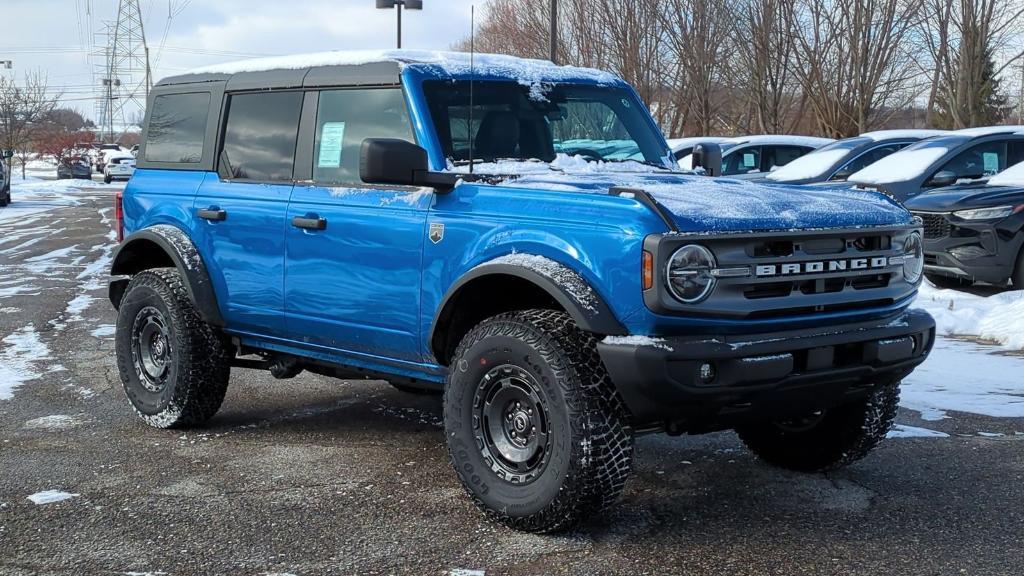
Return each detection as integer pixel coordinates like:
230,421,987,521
691,142,722,177
360,138,459,191
927,170,957,188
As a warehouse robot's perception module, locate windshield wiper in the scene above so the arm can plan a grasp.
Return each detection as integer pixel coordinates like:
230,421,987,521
604,159,673,171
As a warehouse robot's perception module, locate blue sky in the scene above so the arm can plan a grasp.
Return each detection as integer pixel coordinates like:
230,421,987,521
0,0,483,119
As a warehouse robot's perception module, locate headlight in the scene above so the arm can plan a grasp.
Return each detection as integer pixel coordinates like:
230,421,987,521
666,244,717,303
953,205,1015,220
902,232,923,284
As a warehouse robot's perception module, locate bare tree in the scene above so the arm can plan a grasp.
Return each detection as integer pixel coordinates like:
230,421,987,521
920,0,1024,128
0,72,62,178
790,0,924,137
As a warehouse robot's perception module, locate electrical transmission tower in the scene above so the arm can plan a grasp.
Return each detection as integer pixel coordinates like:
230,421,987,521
95,0,151,143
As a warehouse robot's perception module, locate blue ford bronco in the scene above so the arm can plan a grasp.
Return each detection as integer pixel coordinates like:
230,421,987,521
109,50,935,532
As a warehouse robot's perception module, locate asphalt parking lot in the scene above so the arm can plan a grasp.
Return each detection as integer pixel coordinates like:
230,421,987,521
2,183,1023,576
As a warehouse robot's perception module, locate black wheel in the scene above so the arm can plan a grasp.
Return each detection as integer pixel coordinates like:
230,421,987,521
737,382,900,472
115,268,232,428
444,309,633,533
0,193,7,207
925,273,972,289
104,175,112,184
389,382,442,396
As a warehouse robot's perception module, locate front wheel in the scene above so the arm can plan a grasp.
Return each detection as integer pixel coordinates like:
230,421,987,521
737,382,900,472
115,268,232,428
444,310,634,533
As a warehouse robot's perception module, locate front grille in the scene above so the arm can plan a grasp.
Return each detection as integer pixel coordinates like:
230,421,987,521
915,213,951,239
648,225,921,320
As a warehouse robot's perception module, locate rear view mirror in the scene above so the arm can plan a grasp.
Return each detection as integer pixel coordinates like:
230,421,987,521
927,170,957,188
360,138,459,192
692,142,723,177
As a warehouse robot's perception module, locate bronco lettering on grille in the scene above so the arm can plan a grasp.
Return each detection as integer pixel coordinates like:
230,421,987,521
755,257,891,278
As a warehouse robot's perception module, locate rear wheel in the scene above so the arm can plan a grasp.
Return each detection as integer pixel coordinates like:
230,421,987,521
444,309,633,533
0,191,7,207
925,273,972,289
104,174,112,184
737,382,900,472
115,268,232,428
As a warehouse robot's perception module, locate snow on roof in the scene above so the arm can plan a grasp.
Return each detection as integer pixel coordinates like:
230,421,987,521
668,134,833,153
184,49,620,85
952,125,1024,138
858,129,948,141
985,160,1024,188
729,135,834,148
667,136,736,152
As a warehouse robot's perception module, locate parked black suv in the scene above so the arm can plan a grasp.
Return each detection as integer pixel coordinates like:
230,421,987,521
907,162,1024,288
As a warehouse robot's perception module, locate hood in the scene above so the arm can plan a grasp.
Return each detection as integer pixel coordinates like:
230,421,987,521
905,184,1024,212
494,170,913,232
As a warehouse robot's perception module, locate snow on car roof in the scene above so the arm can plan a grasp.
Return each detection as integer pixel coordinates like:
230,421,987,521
667,136,736,152
858,129,948,141
952,125,1024,138
184,49,620,85
728,135,834,148
766,146,854,181
985,160,1024,188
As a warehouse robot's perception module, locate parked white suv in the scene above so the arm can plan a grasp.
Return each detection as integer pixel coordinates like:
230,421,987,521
103,152,136,184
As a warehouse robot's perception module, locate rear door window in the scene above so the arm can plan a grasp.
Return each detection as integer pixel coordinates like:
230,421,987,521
220,91,303,182
144,92,211,164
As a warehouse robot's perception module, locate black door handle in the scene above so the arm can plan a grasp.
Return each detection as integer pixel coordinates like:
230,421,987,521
197,208,227,221
292,215,327,231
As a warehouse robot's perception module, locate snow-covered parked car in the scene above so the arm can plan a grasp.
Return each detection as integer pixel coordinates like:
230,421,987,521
0,155,9,207
57,157,93,180
848,126,1024,202
669,135,834,178
103,152,136,183
906,160,1024,288
766,130,947,185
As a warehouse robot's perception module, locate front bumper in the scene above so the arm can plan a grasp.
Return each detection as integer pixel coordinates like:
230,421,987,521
598,309,935,428
917,211,1023,284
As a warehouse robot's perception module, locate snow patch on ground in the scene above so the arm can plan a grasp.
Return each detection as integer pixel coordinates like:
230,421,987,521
27,490,79,505
0,325,51,400
24,414,85,430
450,570,486,576
914,282,1024,350
90,324,116,338
887,424,950,439
901,337,1024,420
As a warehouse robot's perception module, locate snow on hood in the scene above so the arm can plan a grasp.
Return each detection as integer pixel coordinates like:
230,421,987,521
984,160,1024,188
767,146,853,182
849,144,951,185
459,157,912,232
186,49,619,85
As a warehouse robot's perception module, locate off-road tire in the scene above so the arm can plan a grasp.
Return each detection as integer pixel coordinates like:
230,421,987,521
115,268,232,429
444,309,633,533
925,273,972,289
737,381,900,472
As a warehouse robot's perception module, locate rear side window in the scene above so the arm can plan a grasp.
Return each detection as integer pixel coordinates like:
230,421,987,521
220,91,303,182
145,92,210,163
313,88,414,185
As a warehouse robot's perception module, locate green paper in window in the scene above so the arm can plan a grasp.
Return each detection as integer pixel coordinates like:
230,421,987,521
318,122,346,168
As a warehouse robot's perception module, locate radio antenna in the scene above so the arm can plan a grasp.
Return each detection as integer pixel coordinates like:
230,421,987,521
468,4,476,175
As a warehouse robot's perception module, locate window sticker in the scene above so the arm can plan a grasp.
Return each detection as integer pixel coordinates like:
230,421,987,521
982,152,999,174
744,153,756,167
318,122,346,168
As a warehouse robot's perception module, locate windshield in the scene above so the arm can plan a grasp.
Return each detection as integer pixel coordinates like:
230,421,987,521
849,135,969,185
422,80,668,167
767,138,867,182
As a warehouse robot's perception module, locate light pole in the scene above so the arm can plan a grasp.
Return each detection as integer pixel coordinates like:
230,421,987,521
549,0,558,64
376,0,423,49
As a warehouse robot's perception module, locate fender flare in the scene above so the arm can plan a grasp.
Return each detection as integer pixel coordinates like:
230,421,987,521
429,257,627,362
108,224,224,327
